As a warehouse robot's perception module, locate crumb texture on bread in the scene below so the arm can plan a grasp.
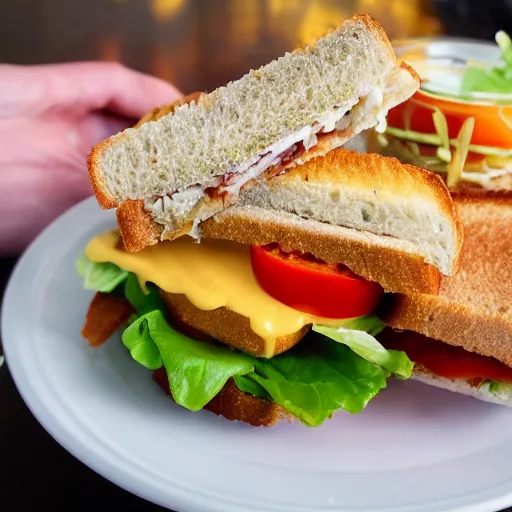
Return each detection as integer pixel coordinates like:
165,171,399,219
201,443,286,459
89,14,418,210
117,60,418,245
412,365,512,407
239,149,462,275
384,192,512,366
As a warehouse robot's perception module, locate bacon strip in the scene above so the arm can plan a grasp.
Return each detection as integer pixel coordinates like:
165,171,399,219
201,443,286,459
81,292,135,346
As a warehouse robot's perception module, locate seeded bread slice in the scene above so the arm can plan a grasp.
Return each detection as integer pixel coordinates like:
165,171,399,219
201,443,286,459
89,14,419,243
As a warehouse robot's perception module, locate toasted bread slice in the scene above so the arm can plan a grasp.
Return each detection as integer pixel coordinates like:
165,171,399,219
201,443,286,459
382,191,512,366
90,14,419,244
161,292,308,357
200,205,444,295
117,149,463,296
233,149,463,276
153,368,289,427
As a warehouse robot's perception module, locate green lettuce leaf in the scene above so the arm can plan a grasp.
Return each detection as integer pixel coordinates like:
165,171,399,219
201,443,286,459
233,374,270,399
484,380,512,400
336,314,387,337
124,273,165,315
246,335,390,426
460,31,512,94
121,310,399,426
122,316,163,370
122,310,254,411
312,324,413,379
76,253,128,293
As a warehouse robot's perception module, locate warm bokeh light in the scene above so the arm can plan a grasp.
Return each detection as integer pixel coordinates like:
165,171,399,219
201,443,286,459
150,0,185,21
265,0,440,51
356,0,442,39
298,0,348,46
268,0,301,17
229,0,262,47
89,0,443,90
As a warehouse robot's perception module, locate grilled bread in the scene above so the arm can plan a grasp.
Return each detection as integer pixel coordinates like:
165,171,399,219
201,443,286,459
89,14,419,248
381,191,512,404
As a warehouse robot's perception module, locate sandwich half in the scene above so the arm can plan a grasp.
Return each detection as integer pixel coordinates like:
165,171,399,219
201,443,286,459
379,191,512,405
77,149,463,426
88,14,419,252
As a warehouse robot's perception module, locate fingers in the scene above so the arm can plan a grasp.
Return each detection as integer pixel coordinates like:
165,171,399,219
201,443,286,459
0,62,183,120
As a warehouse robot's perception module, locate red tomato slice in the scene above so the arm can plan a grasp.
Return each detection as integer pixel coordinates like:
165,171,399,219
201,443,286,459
379,328,512,382
387,89,512,149
250,244,383,319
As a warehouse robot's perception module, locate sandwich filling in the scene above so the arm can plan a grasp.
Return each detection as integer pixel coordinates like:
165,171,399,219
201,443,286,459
145,87,388,235
379,328,512,399
84,231,354,357
77,230,413,426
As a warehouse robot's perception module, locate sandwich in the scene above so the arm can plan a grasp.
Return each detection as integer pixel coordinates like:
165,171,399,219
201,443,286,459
378,190,512,405
77,149,463,426
87,14,419,252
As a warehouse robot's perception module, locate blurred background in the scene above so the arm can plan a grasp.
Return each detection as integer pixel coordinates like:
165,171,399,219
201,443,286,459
2,1,512,510
2,0,511,94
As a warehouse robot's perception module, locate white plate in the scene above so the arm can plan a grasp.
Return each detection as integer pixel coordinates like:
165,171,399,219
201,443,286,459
3,197,512,512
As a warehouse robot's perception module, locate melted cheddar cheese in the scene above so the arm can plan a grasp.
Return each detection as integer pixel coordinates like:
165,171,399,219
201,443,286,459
86,231,349,357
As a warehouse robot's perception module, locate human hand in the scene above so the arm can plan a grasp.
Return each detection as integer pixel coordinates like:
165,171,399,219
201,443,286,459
0,62,182,255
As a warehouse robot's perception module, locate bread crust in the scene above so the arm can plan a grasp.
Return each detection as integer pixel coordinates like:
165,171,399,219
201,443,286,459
89,93,204,210
134,92,204,128
265,148,446,199
116,199,163,252
87,142,117,210
80,289,291,426
382,192,512,365
153,368,290,427
88,15,418,213
249,149,463,274
161,292,308,357
200,206,442,295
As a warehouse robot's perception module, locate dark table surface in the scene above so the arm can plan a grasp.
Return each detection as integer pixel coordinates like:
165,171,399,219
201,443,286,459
1,0,511,510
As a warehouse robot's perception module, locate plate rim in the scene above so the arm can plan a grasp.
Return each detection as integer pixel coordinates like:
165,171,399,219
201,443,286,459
3,196,512,512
